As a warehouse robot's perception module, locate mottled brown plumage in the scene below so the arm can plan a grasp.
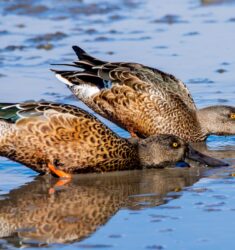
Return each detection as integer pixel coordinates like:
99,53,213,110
0,168,202,245
0,102,226,175
52,46,235,142
0,102,138,174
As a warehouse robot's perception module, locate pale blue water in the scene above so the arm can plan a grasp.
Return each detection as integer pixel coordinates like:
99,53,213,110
0,0,235,249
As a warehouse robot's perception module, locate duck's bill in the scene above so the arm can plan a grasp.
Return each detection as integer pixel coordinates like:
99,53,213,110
186,146,229,167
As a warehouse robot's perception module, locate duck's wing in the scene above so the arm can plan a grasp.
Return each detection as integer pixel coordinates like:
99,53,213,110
52,45,196,111
0,102,134,173
0,101,100,124
0,102,118,143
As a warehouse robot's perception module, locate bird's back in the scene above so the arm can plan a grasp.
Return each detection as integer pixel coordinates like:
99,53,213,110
0,102,138,173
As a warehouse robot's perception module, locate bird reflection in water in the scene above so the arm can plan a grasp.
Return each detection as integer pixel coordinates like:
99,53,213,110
0,168,203,247
191,140,235,161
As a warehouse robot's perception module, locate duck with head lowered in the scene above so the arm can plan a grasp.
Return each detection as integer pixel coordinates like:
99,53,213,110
0,102,227,179
52,46,235,142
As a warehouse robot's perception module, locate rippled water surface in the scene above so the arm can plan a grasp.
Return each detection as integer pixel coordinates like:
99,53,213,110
0,0,235,249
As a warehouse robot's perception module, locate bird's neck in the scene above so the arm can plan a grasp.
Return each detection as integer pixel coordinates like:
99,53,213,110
196,108,215,138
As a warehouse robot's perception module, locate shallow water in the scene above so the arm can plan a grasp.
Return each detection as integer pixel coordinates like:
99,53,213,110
0,0,235,249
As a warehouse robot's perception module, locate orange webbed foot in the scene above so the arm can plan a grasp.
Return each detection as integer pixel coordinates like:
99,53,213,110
48,163,72,179
48,163,72,194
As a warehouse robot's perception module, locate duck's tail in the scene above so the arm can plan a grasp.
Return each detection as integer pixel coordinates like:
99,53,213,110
51,46,108,90
72,45,107,67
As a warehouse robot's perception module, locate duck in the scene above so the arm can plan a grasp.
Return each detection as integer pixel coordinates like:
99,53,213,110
0,101,226,179
52,46,235,142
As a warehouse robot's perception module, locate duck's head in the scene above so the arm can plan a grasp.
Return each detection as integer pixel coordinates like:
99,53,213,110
137,134,228,168
198,105,235,137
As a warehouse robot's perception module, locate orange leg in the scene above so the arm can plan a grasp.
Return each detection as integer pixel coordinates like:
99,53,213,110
48,163,72,194
48,163,71,178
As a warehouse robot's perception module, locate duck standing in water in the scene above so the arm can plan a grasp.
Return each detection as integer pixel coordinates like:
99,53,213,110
52,46,235,142
0,102,227,179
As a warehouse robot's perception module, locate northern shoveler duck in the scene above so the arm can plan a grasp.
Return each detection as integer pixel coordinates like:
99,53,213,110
52,46,235,142
0,102,226,179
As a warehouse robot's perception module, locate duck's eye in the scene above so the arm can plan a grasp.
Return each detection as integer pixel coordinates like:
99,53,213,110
172,142,179,148
230,113,235,119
